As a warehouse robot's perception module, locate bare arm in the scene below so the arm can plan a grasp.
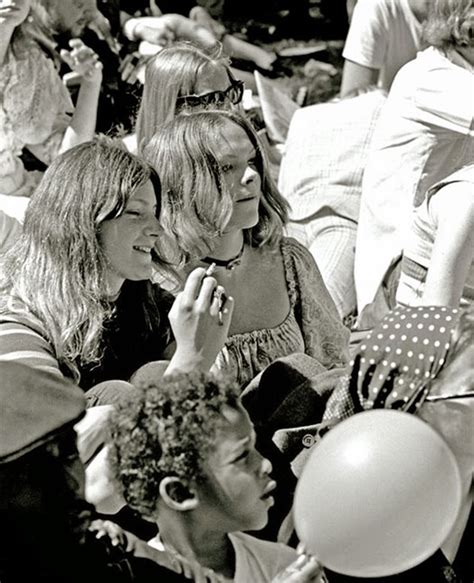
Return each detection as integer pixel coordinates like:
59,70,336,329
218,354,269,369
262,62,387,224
59,39,103,153
340,59,379,97
421,182,474,307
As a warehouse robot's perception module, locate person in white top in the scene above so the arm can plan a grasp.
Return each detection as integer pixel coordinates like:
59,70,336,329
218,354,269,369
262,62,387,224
106,372,325,583
354,0,474,319
396,165,474,309
340,0,429,96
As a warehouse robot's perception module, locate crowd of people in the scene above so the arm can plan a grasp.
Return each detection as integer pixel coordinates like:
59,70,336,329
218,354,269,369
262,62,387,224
0,0,472,582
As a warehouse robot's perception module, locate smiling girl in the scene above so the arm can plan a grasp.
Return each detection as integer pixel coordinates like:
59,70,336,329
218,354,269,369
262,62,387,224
0,137,233,389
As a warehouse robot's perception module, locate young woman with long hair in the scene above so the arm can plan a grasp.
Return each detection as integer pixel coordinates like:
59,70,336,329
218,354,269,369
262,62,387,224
145,109,349,388
0,136,233,390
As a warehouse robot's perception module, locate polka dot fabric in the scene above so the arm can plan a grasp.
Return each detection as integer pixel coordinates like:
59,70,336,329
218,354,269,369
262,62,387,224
325,306,461,420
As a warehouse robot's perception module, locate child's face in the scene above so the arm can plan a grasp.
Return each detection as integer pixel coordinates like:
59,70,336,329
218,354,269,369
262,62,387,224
196,404,276,533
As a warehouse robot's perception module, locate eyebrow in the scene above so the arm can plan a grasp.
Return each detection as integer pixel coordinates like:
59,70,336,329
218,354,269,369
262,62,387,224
219,146,257,162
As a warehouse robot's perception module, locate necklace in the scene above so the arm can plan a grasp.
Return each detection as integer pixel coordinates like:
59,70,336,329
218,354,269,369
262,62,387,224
201,241,245,271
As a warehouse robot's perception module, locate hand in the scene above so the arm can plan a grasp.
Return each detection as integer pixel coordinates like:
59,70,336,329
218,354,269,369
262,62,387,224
133,17,176,46
166,267,234,374
273,548,326,583
89,519,126,547
60,38,103,84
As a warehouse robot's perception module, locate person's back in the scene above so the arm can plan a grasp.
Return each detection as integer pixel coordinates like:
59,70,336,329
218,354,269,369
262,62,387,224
396,164,474,308
354,4,474,317
278,89,386,320
340,0,428,96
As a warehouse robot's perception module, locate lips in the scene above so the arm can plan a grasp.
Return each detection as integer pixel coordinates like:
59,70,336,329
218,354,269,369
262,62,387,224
236,196,257,203
133,245,153,254
261,479,277,500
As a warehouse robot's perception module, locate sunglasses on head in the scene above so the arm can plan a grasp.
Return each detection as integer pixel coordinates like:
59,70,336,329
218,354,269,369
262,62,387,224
176,75,244,109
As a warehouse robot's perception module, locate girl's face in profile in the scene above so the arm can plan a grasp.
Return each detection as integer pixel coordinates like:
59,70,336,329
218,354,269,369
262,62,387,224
213,120,262,234
98,180,160,296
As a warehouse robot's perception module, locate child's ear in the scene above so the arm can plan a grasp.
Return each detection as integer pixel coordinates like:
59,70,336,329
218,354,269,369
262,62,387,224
159,476,199,511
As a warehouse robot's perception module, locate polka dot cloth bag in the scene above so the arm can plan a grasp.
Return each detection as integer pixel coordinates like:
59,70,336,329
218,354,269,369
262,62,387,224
324,306,461,420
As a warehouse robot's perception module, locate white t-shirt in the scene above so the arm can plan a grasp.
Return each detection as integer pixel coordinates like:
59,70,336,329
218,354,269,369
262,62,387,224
343,0,422,89
146,531,297,582
354,47,474,313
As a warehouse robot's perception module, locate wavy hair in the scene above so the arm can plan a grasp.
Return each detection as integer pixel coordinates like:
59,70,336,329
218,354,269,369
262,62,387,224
144,109,289,272
107,372,241,518
135,41,233,153
0,137,162,380
424,0,474,50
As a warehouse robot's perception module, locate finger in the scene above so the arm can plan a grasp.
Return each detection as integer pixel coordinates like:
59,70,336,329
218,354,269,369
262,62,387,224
298,556,323,580
69,38,85,49
194,275,218,312
60,49,74,68
220,295,234,326
180,267,209,305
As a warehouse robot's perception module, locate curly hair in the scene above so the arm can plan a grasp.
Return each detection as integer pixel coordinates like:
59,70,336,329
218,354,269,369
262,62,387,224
135,41,232,153
144,109,289,276
0,137,162,380
107,372,241,518
424,0,474,50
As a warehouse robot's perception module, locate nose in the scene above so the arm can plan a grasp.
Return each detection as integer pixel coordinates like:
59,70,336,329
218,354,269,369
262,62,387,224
257,451,273,478
144,215,160,238
241,165,258,186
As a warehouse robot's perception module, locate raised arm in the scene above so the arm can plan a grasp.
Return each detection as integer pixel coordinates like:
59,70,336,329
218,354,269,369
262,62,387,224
165,267,234,376
59,39,103,152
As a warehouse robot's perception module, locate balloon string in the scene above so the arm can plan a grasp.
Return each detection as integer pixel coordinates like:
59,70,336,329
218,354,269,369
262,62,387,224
426,392,474,402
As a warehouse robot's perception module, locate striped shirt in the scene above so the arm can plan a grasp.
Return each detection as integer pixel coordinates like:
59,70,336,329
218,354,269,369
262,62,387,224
0,317,64,379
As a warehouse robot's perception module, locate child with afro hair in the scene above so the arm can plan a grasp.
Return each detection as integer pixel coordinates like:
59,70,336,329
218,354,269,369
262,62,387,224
107,371,323,582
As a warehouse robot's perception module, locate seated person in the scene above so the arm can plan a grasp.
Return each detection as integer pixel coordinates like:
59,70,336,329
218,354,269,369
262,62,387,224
323,304,474,582
0,361,188,582
0,0,102,199
144,109,350,388
0,138,233,492
278,88,386,321
107,370,324,583
354,0,474,318
397,164,474,308
0,137,232,391
340,0,429,96
134,42,244,153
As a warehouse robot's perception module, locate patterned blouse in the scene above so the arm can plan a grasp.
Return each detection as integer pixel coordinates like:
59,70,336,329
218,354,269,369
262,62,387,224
212,237,350,387
0,34,73,196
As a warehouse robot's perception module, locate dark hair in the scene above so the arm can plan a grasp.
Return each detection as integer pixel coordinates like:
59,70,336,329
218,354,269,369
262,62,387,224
107,372,241,518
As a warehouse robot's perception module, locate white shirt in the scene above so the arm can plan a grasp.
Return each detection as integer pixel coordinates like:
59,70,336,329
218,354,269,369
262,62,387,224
343,0,422,89
146,531,297,582
355,47,474,313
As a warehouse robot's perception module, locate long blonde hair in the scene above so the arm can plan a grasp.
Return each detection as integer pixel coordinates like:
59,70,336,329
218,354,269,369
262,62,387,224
0,138,162,380
144,110,289,273
135,41,231,152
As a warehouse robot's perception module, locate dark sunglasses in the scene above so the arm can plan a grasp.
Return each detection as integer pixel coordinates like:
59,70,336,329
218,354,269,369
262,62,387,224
176,76,244,109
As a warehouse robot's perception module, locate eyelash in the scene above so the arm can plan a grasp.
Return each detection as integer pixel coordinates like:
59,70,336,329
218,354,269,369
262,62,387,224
234,450,250,463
